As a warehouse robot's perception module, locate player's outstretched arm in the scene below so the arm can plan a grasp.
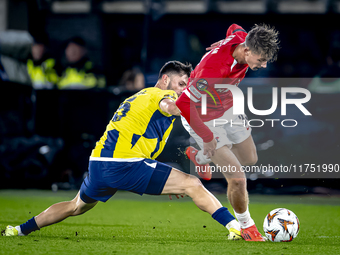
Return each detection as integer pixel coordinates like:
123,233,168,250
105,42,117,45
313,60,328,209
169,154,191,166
159,98,180,116
206,40,223,51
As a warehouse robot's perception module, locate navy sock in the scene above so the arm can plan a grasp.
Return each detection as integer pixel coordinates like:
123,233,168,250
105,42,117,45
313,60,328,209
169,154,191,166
20,217,40,235
212,207,235,227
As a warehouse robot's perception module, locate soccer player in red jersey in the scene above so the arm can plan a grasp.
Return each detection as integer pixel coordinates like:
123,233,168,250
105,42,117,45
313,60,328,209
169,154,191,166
176,24,280,241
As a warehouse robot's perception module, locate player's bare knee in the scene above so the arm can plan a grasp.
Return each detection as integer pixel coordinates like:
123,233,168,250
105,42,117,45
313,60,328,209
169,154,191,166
68,193,89,216
68,203,80,216
228,178,246,190
248,154,258,165
74,200,97,216
68,198,84,216
242,153,258,166
184,176,204,195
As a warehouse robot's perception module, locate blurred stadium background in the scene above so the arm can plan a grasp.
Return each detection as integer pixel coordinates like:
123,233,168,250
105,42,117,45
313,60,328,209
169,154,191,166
0,0,339,194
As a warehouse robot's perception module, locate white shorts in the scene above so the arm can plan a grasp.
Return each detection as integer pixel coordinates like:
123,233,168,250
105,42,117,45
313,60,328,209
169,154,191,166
181,107,251,150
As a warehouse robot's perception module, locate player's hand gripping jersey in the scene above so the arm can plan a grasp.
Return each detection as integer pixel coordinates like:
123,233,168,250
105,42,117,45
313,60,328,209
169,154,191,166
91,88,177,161
176,24,248,143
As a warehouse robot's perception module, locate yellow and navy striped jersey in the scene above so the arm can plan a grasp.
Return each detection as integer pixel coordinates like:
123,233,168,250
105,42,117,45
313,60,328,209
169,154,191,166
91,87,178,161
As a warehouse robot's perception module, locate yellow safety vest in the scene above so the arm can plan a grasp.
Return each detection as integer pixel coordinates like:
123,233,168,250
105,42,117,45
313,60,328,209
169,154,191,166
27,58,59,89
57,61,105,89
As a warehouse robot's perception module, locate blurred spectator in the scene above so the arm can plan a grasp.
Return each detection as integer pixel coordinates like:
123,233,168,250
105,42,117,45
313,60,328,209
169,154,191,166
57,37,106,90
308,41,340,93
113,67,145,94
27,35,61,89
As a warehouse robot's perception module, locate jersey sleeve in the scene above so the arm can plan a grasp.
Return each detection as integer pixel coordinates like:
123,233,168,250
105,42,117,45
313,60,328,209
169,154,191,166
156,89,178,117
176,91,214,143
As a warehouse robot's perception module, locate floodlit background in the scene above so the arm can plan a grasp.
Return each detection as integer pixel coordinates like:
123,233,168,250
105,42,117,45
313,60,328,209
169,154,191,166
0,0,339,193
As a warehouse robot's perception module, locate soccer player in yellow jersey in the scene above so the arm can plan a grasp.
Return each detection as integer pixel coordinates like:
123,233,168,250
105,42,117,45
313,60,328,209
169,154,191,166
3,61,242,240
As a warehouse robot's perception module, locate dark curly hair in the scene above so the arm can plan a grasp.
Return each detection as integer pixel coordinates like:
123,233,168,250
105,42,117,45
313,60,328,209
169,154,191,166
158,60,192,80
246,24,280,62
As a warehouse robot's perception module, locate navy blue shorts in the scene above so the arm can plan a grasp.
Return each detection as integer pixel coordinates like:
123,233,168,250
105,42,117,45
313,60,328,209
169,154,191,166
79,159,172,203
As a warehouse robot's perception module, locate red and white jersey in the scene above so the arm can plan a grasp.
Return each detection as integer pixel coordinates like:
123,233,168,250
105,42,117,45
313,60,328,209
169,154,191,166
176,24,249,142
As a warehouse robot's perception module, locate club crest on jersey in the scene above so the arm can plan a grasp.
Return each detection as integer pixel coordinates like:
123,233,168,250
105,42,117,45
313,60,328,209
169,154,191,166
196,79,208,91
196,78,220,106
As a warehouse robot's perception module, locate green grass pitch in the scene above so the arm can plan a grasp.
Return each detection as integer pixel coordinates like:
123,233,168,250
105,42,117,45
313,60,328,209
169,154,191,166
0,190,339,255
